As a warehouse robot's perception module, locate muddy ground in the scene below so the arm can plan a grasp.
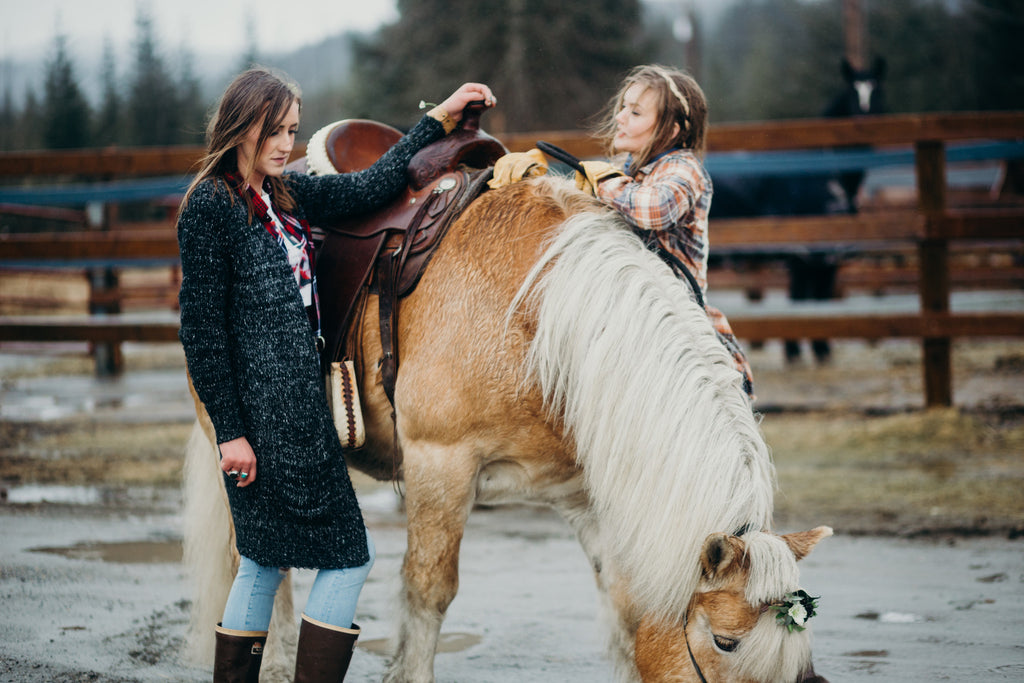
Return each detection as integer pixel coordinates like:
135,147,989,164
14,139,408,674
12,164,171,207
1,338,1023,681
3,338,1023,538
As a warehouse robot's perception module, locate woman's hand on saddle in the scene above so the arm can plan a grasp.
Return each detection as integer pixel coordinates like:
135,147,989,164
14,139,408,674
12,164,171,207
219,436,258,487
440,82,496,122
426,83,497,133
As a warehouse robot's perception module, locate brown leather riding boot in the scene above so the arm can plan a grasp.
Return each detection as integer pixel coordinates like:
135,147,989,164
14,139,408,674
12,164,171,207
293,615,360,682
213,624,266,683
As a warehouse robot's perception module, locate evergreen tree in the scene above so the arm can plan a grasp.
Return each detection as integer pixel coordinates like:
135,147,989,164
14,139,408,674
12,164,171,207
0,74,15,151
42,33,91,148
968,0,1024,110
94,38,122,147
867,0,974,113
704,0,844,122
126,7,181,145
238,15,261,72
177,44,206,144
18,87,44,150
348,0,645,132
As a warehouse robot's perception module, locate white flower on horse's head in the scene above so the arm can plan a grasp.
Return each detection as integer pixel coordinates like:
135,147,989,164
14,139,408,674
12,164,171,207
772,589,819,633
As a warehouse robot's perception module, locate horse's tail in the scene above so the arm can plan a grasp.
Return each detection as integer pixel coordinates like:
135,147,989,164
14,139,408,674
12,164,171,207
181,418,236,667
180,417,299,678
511,210,775,623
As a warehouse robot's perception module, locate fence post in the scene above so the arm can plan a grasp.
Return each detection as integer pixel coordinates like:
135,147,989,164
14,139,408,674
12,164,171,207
914,140,952,407
86,200,123,376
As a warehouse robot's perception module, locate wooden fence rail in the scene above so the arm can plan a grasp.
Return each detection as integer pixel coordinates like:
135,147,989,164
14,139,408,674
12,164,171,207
2,111,1023,406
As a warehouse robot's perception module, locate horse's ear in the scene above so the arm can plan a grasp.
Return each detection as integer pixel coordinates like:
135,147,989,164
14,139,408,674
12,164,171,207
782,526,833,561
871,56,887,80
699,533,742,581
840,58,854,82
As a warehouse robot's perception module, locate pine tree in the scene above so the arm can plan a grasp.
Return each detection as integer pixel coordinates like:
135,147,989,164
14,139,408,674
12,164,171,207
968,0,1024,110
238,15,261,73
348,0,644,132
126,7,181,145
177,44,206,145
42,33,91,148
18,87,44,150
0,74,15,151
94,38,122,147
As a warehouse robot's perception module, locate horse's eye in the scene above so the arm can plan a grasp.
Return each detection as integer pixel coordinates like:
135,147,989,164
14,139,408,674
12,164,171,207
713,635,739,652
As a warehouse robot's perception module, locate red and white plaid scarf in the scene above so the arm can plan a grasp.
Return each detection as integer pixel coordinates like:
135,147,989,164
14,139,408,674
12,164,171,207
227,174,321,342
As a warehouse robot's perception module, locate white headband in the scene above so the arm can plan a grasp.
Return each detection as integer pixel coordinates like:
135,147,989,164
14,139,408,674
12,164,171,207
649,66,691,132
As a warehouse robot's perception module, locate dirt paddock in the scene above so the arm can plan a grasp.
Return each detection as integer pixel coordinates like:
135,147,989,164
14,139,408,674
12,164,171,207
1,338,1023,681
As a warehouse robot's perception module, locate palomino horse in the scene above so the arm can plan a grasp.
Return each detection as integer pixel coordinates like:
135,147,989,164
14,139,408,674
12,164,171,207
182,129,831,681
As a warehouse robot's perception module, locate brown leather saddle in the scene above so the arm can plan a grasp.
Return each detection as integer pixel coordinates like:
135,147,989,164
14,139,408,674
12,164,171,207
298,104,507,406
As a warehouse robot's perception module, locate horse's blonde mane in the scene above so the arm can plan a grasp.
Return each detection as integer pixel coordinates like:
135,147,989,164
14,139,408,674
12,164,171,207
510,208,775,622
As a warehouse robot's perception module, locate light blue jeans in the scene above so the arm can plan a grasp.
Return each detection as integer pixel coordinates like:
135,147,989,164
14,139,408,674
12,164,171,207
220,529,375,631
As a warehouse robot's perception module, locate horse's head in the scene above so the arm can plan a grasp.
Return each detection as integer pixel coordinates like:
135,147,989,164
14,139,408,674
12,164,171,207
635,526,833,683
827,56,886,117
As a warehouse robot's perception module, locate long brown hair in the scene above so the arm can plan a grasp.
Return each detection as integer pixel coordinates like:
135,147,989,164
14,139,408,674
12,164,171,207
179,66,302,218
595,64,708,173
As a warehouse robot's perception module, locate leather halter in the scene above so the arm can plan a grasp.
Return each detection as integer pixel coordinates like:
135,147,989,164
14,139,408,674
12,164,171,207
684,601,811,683
683,523,753,683
683,612,709,683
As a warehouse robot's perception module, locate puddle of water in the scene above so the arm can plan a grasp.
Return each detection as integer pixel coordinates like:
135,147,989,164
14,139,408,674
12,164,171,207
5,484,103,505
436,632,483,654
30,539,182,564
0,369,191,422
359,632,482,657
2,484,181,508
878,611,922,623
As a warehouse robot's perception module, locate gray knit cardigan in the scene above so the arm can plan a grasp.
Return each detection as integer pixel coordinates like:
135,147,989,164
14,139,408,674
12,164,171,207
178,115,444,569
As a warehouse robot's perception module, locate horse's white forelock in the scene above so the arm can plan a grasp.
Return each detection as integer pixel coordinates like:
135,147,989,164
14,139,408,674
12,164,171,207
737,532,813,681
740,531,802,604
735,609,812,682
509,209,775,623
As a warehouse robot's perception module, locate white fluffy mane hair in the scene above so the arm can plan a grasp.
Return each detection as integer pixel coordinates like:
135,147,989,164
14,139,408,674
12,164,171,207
511,208,776,622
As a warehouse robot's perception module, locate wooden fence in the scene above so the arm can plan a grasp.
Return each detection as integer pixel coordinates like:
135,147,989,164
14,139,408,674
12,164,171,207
1,111,1023,406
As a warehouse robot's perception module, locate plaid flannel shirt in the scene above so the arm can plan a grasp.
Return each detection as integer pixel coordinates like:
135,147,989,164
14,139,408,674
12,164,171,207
598,150,754,396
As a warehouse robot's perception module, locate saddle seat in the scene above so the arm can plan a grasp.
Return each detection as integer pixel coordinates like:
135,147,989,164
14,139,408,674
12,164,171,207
297,105,507,400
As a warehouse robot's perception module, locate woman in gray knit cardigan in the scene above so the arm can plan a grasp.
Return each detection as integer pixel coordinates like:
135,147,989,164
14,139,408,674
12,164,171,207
177,67,494,683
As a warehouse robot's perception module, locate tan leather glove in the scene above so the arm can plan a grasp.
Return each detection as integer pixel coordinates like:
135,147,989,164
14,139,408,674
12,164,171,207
574,160,623,196
488,149,549,189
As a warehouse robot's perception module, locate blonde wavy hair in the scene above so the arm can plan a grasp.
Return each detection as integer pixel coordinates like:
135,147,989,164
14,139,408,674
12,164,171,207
595,64,708,173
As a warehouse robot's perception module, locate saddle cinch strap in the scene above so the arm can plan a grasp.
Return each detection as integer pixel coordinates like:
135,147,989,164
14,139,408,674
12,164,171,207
375,169,493,406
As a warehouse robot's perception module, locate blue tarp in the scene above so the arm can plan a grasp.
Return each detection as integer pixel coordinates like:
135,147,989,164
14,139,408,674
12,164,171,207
1,141,1022,206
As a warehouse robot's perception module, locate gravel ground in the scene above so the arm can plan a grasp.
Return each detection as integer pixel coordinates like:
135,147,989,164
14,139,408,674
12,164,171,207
1,338,1023,681
1,488,1023,682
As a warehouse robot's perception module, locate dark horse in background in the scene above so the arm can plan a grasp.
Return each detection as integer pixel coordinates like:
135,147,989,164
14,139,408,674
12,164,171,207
710,57,886,363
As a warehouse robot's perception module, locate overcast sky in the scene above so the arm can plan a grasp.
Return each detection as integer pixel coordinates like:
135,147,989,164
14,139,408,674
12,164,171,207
1,0,400,58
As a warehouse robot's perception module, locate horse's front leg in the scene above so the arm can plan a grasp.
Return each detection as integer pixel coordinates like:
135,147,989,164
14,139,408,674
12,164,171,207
384,441,477,683
554,497,641,682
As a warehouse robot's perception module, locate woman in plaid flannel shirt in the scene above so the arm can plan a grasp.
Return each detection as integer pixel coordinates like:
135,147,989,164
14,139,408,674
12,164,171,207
588,64,754,397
